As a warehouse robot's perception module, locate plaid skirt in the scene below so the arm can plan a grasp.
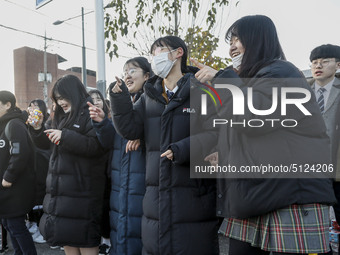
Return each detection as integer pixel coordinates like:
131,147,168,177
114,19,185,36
219,204,330,254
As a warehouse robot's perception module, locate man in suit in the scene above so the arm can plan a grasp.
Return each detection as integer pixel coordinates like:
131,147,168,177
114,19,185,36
310,44,340,222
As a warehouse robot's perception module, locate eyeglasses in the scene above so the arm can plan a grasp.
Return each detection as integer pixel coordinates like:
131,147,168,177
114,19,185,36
123,68,142,77
309,59,335,68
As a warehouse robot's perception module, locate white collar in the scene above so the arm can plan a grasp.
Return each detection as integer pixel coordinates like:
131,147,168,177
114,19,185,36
164,85,179,94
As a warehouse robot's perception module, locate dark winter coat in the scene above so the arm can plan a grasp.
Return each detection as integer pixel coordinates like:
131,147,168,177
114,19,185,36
93,116,146,255
0,109,35,218
215,60,337,219
110,73,219,255
38,98,108,247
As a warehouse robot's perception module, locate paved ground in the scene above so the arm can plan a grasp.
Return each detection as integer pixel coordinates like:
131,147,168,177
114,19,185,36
1,242,64,255
1,233,338,254
0,230,64,255
0,233,232,255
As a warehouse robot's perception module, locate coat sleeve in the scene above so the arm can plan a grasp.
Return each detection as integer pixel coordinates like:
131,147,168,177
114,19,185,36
59,117,106,157
91,117,116,149
3,120,32,183
170,84,219,165
170,130,218,165
109,81,145,140
28,125,51,150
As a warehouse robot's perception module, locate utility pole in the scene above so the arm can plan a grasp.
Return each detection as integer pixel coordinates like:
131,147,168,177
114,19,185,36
43,31,49,107
94,0,106,98
39,32,51,107
81,7,87,88
53,8,89,88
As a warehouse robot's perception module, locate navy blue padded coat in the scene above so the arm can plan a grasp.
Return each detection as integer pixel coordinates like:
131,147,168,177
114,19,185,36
93,116,146,255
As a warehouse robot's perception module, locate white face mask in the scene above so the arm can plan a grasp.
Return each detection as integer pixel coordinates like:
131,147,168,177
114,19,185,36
232,53,244,70
151,49,177,78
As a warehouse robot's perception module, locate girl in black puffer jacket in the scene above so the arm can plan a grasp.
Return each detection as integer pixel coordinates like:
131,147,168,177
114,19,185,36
34,75,108,255
110,36,219,255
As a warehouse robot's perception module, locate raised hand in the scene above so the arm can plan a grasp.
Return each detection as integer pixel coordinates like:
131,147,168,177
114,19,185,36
191,58,218,83
111,76,123,93
27,107,44,130
87,101,105,122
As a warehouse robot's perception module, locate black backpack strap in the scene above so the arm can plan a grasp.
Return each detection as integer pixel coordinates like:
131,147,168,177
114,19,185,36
5,119,33,146
4,119,14,140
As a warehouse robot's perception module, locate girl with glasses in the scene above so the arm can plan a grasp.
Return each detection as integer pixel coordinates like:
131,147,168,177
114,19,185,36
89,57,151,255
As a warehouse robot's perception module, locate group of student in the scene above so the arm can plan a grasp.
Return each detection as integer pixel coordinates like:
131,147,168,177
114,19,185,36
1,14,340,255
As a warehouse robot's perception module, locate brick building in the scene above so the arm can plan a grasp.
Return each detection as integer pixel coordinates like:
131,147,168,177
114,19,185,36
13,46,96,109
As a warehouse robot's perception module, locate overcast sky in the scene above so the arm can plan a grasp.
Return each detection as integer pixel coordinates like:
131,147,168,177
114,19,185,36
1,0,339,93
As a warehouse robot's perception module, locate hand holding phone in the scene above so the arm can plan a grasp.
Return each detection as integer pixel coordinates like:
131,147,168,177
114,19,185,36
27,109,43,130
45,129,61,145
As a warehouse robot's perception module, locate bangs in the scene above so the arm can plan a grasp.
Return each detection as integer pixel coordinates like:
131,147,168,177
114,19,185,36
124,60,140,70
225,23,239,43
310,44,340,62
53,84,70,101
150,39,170,54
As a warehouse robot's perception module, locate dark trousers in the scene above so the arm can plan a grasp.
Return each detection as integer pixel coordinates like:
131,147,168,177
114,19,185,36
229,238,330,255
27,208,43,226
1,216,37,255
1,223,7,249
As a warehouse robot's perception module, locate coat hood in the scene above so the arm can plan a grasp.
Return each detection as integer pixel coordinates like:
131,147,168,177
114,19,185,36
0,108,27,134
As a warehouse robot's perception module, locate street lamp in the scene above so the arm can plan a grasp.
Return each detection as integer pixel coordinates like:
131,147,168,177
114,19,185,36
53,8,93,88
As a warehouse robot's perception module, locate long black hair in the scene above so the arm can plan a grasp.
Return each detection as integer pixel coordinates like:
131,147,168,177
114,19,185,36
29,99,49,122
51,75,89,129
226,15,286,78
150,36,189,74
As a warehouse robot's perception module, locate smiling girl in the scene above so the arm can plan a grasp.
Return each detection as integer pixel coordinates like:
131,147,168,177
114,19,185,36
89,57,151,255
36,75,108,255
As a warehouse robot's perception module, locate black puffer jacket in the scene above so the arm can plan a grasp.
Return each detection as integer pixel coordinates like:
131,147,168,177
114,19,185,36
0,109,35,218
38,98,108,247
111,73,219,255
215,60,337,219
